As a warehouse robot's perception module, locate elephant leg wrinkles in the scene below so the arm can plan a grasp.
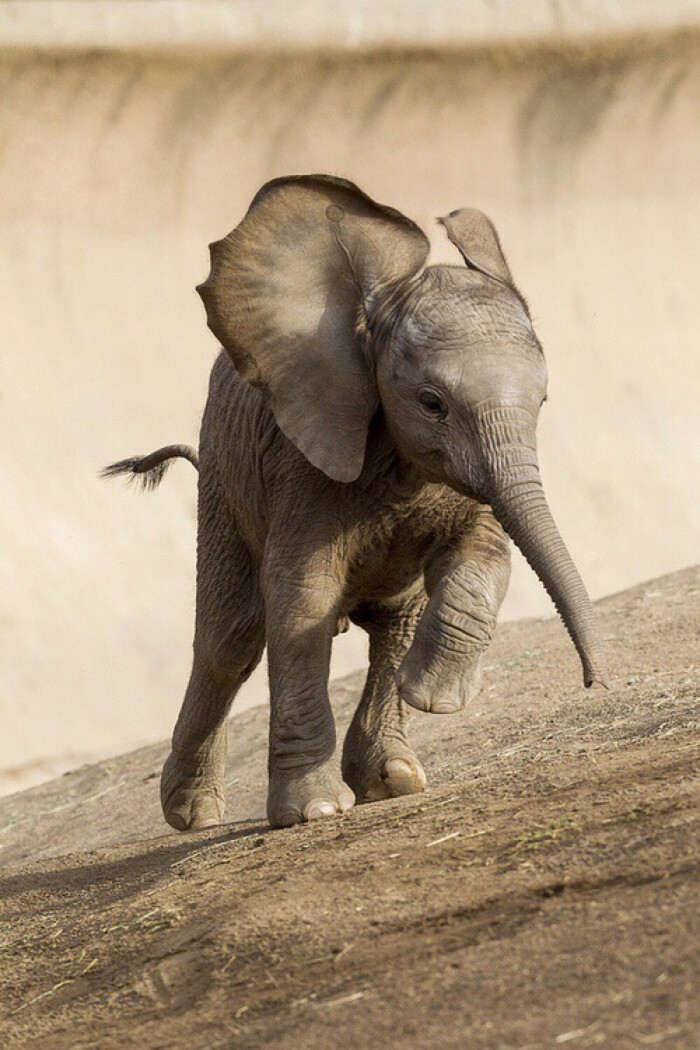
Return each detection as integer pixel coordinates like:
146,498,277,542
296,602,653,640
263,551,355,828
343,588,428,802
397,507,511,714
161,472,265,832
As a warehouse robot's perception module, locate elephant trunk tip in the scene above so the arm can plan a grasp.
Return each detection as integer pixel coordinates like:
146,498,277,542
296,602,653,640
582,658,611,691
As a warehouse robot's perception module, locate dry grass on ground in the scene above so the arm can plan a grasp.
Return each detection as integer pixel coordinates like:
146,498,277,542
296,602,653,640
0,568,698,1049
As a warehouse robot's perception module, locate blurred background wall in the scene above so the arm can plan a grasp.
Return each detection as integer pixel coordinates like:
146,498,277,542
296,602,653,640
1,1,698,792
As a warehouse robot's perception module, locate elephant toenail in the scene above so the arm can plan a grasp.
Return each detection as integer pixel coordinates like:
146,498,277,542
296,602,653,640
385,758,413,783
430,698,461,714
386,758,427,792
306,801,336,820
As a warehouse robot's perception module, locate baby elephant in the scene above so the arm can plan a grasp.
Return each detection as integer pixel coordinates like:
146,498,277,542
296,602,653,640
106,174,608,831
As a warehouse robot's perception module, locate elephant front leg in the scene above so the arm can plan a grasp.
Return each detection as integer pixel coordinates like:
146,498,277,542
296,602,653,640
264,566,355,828
342,590,428,803
397,509,511,715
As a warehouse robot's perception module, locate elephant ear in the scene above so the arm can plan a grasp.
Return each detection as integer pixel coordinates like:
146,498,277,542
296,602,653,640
197,175,429,482
438,208,514,286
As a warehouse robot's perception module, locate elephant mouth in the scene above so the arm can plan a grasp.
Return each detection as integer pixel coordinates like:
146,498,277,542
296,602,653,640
439,449,489,504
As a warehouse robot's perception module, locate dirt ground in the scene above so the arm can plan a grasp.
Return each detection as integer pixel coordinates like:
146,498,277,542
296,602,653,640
0,567,697,1049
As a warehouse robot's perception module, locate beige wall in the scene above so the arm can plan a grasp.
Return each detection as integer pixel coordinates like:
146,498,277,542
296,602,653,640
2,1,699,52
1,26,698,779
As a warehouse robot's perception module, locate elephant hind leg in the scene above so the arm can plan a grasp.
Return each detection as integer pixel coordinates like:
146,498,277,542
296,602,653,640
161,480,265,832
342,587,428,804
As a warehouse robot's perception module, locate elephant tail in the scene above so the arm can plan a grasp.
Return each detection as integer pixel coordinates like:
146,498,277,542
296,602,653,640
101,444,199,491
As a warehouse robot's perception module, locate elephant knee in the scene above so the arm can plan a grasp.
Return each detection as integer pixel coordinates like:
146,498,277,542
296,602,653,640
195,614,264,686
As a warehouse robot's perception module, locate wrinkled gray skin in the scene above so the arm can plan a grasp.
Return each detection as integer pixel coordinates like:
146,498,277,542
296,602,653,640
108,175,608,831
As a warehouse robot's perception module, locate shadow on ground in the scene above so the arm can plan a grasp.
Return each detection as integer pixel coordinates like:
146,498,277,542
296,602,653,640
0,568,697,1049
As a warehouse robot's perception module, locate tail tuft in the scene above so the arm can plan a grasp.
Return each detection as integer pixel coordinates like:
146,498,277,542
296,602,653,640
100,456,171,491
101,444,199,491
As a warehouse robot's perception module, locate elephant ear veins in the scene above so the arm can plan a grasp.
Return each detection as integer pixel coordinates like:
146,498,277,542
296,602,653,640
197,174,429,483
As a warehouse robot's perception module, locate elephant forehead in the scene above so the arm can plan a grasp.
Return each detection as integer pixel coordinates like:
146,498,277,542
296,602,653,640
398,285,536,357
419,348,548,413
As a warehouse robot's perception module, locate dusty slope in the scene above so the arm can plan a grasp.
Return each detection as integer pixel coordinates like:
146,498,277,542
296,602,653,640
2,31,700,780
0,567,697,1049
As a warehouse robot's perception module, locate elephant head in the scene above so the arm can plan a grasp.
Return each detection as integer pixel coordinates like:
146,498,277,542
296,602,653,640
197,175,608,688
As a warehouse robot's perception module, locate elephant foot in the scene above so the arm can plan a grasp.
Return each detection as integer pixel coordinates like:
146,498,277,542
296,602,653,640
346,751,427,803
396,650,484,715
342,734,427,803
161,749,226,832
267,765,355,829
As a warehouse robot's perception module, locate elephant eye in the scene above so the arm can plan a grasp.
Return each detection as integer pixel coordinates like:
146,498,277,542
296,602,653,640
418,390,448,421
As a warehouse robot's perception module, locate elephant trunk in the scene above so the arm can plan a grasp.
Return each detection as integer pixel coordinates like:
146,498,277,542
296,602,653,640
475,406,609,689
